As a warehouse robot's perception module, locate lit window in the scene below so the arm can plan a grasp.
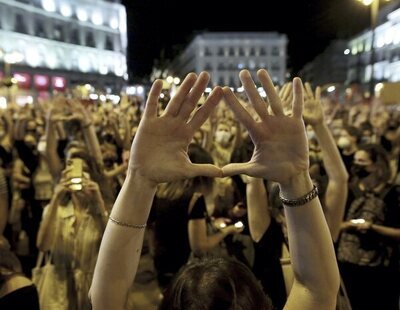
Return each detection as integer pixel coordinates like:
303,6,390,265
91,12,103,26
77,8,88,22
110,17,119,30
42,0,56,12
60,4,72,17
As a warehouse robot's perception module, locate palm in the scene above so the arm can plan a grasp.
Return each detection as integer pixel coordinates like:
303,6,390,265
222,69,309,184
130,116,193,183
247,116,309,181
128,73,222,185
303,98,323,125
302,84,323,126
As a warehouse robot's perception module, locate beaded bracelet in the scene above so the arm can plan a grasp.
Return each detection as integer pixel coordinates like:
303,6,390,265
108,215,147,229
279,184,318,207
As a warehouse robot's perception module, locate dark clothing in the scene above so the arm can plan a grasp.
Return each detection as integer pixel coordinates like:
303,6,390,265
252,218,287,310
337,184,400,310
149,192,193,290
0,285,40,310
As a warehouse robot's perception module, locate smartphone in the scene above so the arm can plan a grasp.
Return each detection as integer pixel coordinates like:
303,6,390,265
66,158,83,191
234,221,244,229
350,219,366,224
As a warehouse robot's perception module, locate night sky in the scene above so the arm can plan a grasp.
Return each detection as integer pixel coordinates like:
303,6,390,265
121,0,371,82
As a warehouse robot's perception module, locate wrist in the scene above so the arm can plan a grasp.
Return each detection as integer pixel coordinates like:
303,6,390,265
279,170,313,200
312,122,327,132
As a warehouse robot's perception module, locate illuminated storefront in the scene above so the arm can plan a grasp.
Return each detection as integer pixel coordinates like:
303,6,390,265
0,0,127,96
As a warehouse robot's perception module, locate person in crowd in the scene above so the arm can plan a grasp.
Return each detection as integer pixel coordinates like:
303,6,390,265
90,70,340,310
337,143,400,310
337,125,362,174
36,158,108,309
187,143,244,260
0,239,39,309
235,78,348,309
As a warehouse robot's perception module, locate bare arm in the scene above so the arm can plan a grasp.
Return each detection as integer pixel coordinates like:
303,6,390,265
36,184,67,251
303,83,349,241
188,219,230,256
222,69,340,310
90,72,223,309
246,177,271,242
44,110,63,179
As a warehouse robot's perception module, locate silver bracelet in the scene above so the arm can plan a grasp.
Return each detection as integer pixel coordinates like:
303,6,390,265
108,215,147,229
279,184,318,207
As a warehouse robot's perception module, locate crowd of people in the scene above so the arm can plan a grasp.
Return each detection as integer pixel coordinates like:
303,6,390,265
0,68,399,309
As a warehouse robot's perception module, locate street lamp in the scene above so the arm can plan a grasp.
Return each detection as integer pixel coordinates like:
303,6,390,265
356,0,391,96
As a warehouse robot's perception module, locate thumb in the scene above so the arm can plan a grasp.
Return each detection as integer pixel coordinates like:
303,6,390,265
187,164,222,178
222,162,252,177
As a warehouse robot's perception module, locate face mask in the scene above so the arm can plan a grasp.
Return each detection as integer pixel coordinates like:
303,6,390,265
337,137,351,149
307,130,315,141
352,164,370,179
215,131,231,145
37,140,46,154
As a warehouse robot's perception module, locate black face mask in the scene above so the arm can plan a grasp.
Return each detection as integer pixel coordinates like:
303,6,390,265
352,164,371,179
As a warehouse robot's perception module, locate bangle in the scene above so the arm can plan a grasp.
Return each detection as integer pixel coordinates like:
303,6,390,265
108,215,147,229
82,122,92,129
279,184,318,207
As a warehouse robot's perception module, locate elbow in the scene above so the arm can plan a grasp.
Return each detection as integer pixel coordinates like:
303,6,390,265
250,229,265,243
191,244,208,257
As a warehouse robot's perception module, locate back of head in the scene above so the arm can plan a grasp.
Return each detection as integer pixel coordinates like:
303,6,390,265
0,243,23,286
159,257,272,310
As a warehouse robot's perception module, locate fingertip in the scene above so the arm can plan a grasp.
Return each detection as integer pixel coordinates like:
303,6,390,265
256,68,267,77
239,70,251,79
186,72,198,80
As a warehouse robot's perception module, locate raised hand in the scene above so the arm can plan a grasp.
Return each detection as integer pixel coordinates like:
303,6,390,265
222,69,309,185
128,72,223,185
302,83,324,126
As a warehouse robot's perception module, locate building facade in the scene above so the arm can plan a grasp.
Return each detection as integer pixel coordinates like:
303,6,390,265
0,0,127,95
346,2,400,86
167,32,288,88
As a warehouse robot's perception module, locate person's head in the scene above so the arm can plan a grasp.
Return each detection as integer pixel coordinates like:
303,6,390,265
0,242,23,286
159,257,272,310
214,122,232,147
352,143,391,185
338,125,361,150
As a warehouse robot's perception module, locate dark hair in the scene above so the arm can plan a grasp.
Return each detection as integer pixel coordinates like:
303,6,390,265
357,143,391,184
343,125,361,144
0,247,23,287
159,257,272,310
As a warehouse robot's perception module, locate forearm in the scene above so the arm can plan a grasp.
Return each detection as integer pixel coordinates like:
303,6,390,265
103,164,127,178
313,122,348,241
370,224,400,240
45,121,62,179
36,197,61,251
90,172,156,310
312,123,348,182
0,194,8,235
246,178,271,242
82,124,103,169
280,171,340,302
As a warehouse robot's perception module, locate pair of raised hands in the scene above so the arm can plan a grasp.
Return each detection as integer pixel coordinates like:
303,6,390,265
128,69,310,187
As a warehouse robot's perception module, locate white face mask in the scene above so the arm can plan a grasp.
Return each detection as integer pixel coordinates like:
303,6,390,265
337,137,351,149
37,140,47,154
215,130,231,145
307,130,315,141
